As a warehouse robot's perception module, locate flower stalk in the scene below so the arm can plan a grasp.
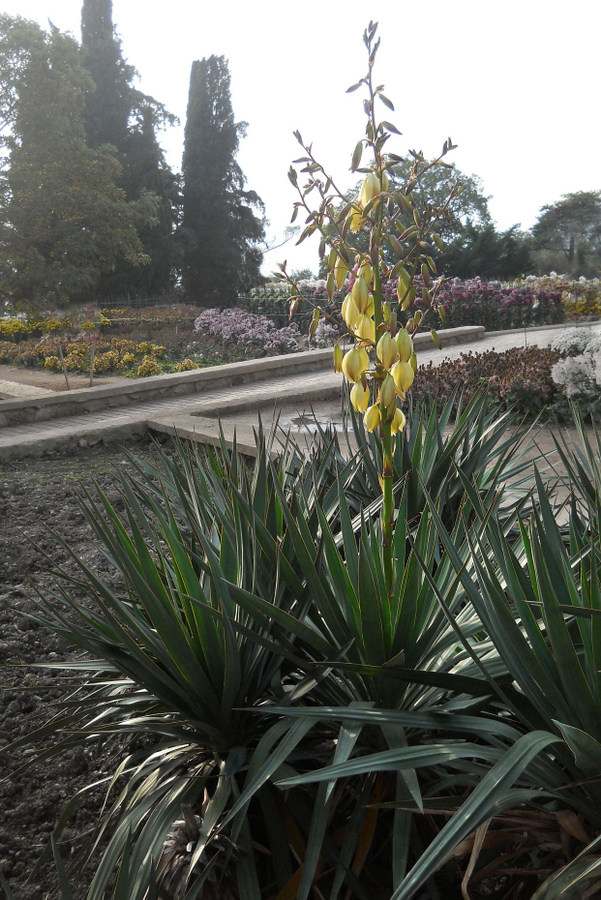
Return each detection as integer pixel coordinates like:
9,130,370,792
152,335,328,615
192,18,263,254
279,20,458,596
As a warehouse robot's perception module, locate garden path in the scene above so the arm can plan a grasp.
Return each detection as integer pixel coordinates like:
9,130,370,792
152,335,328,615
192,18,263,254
0,323,596,461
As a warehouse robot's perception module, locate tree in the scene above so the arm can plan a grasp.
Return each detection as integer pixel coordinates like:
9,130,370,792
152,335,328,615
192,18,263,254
180,55,265,302
319,159,492,277
80,0,179,299
80,0,131,153
0,15,154,308
532,191,601,276
441,224,532,279
390,157,491,244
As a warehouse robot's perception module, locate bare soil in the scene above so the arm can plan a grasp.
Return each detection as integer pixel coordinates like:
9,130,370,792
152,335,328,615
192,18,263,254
0,440,165,898
0,364,127,393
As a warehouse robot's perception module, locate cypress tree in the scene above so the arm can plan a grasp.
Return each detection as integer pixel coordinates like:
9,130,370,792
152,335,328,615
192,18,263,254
181,56,264,303
80,0,130,154
80,0,179,300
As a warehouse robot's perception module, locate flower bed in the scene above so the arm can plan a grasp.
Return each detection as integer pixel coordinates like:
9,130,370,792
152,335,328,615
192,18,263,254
413,346,563,417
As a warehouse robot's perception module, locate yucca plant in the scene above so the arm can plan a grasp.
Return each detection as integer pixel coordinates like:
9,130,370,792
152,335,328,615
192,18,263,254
5,396,552,899
256,460,601,897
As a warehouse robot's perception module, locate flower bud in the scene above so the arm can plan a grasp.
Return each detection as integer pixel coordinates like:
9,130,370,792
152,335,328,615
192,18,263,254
365,293,375,317
333,344,343,373
390,407,406,435
360,172,380,208
351,276,369,313
376,332,399,369
380,170,390,191
357,261,373,287
342,293,360,329
364,404,381,432
348,208,364,232
342,346,370,383
334,258,348,291
350,379,370,412
354,314,375,343
379,373,396,410
396,328,413,363
392,360,415,395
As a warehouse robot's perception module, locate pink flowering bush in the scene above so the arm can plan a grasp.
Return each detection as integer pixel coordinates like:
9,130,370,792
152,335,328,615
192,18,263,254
434,278,564,330
193,307,300,357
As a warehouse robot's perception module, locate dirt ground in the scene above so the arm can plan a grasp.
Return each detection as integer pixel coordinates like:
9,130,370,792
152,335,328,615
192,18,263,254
0,440,165,898
0,364,127,393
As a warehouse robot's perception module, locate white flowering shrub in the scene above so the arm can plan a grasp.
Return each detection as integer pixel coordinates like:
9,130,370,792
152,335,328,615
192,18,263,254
551,328,592,356
551,354,596,398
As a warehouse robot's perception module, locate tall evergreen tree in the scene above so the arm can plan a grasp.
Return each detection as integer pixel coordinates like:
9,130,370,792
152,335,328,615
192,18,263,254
181,56,264,302
0,15,154,309
80,0,130,153
80,0,179,300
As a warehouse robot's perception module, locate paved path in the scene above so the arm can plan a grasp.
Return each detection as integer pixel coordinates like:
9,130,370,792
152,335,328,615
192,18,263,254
0,323,593,460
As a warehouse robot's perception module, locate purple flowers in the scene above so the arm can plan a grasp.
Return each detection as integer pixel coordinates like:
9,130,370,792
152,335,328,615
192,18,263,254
193,308,300,356
434,278,564,330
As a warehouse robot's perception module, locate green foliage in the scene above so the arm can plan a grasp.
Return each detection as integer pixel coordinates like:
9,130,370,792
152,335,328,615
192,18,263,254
532,191,601,277
80,0,131,153
0,15,153,308
12,393,575,897
180,55,265,302
391,158,491,241
80,0,180,301
442,222,533,279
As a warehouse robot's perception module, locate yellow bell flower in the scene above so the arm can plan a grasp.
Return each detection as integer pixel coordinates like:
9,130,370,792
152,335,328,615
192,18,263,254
360,172,381,208
376,332,399,369
341,346,370,382
348,207,365,232
354,314,375,343
342,294,360,329
391,360,415,394
351,276,369,313
334,259,348,290
357,261,374,287
350,380,370,412
390,407,406,434
396,328,413,363
379,373,396,410
364,404,381,432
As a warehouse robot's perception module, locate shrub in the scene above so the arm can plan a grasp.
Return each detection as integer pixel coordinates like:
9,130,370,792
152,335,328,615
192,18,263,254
193,307,301,356
434,277,564,330
516,273,601,319
414,346,562,416
136,354,159,377
175,358,199,372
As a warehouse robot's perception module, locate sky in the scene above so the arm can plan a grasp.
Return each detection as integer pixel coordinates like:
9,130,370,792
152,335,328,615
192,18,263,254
1,0,600,277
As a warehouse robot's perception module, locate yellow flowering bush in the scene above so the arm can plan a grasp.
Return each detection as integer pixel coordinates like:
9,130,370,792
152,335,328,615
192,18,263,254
136,354,160,377
175,358,199,372
117,352,136,370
